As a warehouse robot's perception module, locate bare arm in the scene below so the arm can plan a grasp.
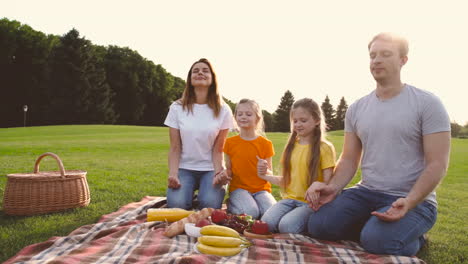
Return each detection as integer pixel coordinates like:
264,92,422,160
322,167,334,184
224,153,232,179
212,129,229,173
372,131,451,221
308,132,362,210
329,132,362,192
168,127,182,188
212,129,230,185
257,156,284,187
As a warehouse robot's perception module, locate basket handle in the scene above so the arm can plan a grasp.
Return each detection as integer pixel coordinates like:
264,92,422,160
34,152,66,178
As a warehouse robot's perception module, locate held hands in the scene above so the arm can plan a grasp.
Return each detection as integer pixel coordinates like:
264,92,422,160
167,174,181,189
213,169,231,186
306,182,338,211
371,197,410,222
256,156,269,179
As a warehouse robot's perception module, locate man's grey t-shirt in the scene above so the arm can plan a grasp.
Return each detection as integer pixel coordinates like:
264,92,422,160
345,84,450,207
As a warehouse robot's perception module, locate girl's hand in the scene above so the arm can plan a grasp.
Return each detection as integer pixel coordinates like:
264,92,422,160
306,182,338,211
213,170,231,186
168,175,181,189
256,156,268,176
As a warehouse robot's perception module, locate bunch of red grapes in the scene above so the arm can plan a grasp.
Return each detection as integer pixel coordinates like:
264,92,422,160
222,214,251,233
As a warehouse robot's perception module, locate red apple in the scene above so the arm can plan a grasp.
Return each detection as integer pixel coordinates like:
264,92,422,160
251,220,269,235
211,209,228,224
195,218,211,227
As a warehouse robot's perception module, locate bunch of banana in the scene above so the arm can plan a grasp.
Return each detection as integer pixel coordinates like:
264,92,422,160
197,225,251,256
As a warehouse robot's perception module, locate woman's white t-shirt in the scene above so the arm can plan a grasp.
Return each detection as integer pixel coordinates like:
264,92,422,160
164,102,234,171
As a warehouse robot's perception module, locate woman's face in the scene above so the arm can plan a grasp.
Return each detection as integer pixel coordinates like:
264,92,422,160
190,62,212,88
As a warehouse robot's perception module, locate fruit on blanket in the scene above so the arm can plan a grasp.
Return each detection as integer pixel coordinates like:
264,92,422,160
196,243,243,256
195,218,211,227
200,225,240,238
198,235,244,247
222,213,251,233
147,208,194,222
211,209,228,224
250,220,269,235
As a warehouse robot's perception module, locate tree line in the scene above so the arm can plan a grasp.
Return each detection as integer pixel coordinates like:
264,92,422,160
1,18,185,128
1,18,349,132
258,90,348,132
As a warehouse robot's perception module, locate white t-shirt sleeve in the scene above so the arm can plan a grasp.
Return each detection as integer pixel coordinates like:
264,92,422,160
219,104,234,130
164,102,180,129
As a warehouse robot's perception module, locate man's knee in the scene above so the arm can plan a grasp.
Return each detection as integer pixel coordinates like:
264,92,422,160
307,214,343,240
361,231,406,255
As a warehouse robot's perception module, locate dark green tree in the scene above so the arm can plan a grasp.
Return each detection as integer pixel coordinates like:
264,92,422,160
321,95,335,131
262,110,274,132
223,97,236,114
104,46,147,124
334,96,348,130
0,19,57,127
274,90,295,132
47,29,116,124
450,122,461,138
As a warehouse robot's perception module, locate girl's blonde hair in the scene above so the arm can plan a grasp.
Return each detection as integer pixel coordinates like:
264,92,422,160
281,98,330,187
234,99,265,136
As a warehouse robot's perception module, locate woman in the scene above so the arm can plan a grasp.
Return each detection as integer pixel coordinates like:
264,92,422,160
164,58,234,209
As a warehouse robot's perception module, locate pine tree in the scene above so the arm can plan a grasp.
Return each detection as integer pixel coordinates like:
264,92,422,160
274,90,295,132
47,29,116,124
321,95,335,131
262,110,274,132
334,96,348,130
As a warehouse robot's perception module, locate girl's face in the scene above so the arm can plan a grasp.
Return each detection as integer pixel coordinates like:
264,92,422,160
191,62,212,88
235,103,257,130
291,107,320,139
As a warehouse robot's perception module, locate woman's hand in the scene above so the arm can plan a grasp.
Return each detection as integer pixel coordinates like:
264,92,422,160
168,175,181,189
213,169,231,186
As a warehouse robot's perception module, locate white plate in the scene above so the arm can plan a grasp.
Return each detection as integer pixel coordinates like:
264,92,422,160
185,223,202,237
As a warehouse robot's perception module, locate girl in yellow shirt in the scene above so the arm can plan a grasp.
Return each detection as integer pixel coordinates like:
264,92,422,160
258,98,336,233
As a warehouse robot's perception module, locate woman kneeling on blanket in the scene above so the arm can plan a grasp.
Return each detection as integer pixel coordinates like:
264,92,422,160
257,98,336,234
164,58,234,210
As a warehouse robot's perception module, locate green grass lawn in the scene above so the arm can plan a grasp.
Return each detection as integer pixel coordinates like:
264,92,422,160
0,125,466,263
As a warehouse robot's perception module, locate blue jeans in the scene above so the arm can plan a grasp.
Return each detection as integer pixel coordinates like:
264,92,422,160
307,186,437,256
227,189,277,219
166,169,225,210
261,199,314,234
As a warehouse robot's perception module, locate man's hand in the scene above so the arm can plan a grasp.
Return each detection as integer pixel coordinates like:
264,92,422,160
213,170,231,185
371,197,410,222
168,175,181,189
306,182,339,211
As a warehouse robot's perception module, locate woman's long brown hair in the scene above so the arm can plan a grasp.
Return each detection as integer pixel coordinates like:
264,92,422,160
281,98,329,187
180,58,222,117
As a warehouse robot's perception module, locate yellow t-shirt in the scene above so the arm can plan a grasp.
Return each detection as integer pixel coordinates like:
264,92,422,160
283,141,335,202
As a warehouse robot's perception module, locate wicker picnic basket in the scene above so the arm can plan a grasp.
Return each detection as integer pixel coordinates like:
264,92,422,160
3,152,90,216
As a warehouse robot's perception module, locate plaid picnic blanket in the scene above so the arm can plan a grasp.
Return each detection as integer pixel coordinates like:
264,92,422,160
5,196,426,264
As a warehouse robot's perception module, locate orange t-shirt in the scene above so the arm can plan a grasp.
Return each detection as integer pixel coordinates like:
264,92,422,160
223,135,275,193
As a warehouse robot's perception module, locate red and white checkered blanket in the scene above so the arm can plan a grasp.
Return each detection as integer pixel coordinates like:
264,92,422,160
5,196,426,263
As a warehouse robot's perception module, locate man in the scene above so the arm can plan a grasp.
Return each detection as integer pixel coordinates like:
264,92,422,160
306,32,451,256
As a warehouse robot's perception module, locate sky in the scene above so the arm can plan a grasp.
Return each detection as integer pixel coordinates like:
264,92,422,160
2,0,467,124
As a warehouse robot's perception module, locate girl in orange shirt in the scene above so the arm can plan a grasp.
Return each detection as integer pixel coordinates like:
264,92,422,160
223,99,276,219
